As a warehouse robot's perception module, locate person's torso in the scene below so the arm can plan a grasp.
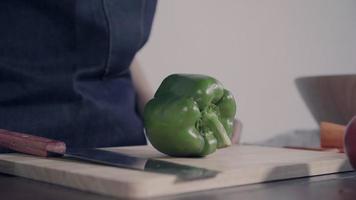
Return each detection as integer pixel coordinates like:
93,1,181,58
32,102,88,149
0,0,157,152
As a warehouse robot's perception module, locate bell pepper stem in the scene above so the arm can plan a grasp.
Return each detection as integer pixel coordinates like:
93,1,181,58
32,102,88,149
204,112,232,148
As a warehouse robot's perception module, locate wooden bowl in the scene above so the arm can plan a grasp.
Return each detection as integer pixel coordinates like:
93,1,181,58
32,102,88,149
295,75,356,125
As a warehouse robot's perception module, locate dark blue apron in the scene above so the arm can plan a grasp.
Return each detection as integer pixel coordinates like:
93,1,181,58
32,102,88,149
0,0,157,153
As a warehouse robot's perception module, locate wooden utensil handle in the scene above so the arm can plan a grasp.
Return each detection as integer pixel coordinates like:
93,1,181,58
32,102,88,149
320,122,346,150
0,129,66,157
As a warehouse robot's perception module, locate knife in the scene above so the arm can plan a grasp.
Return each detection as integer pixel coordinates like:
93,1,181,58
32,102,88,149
0,129,219,182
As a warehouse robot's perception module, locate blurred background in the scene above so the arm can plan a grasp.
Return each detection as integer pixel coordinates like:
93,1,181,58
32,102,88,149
136,0,356,145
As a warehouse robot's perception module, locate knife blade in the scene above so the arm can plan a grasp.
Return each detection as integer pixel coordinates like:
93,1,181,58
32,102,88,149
0,129,219,181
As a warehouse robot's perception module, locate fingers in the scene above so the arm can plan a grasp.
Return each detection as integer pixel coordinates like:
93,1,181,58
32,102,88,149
231,118,243,144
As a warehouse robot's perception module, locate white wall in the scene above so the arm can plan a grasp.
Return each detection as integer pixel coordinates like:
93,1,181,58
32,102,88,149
137,0,356,144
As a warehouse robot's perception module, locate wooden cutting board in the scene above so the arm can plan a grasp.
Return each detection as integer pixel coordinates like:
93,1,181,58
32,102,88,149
0,145,353,199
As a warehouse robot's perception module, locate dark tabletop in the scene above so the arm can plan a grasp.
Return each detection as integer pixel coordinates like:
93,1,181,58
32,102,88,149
1,171,356,200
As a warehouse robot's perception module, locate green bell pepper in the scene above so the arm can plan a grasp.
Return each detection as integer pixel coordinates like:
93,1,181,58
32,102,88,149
143,74,237,157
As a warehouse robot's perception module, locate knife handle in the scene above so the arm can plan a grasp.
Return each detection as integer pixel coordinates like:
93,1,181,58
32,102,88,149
0,129,66,157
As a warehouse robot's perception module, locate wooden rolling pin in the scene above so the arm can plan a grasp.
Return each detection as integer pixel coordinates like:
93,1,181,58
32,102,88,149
320,122,346,152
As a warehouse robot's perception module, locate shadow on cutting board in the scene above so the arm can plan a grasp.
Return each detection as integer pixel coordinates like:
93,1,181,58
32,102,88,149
264,164,310,183
339,160,354,173
263,159,353,184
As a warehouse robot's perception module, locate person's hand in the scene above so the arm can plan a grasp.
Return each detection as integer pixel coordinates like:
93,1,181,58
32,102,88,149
231,118,243,144
131,58,154,115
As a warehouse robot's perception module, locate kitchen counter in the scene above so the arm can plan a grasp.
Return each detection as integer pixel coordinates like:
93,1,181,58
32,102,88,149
1,171,355,200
